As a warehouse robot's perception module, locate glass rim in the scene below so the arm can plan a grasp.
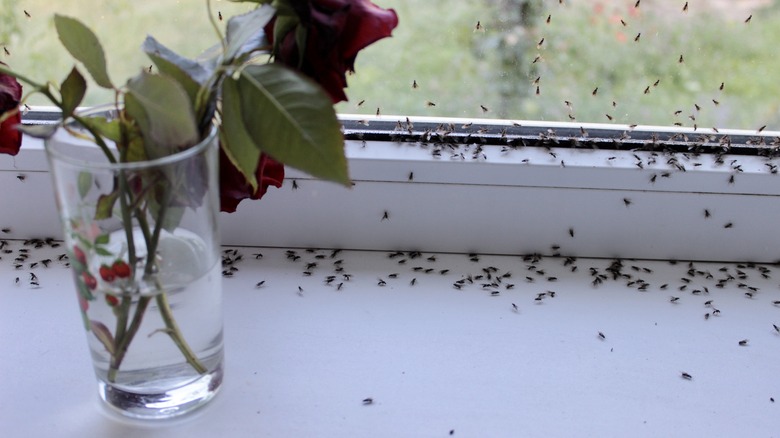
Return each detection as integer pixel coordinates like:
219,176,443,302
45,104,218,171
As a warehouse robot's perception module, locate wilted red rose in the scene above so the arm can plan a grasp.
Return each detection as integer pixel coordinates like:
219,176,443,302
219,148,285,213
0,64,22,155
268,0,398,103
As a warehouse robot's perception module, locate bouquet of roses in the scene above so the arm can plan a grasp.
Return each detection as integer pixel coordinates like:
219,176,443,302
0,0,397,383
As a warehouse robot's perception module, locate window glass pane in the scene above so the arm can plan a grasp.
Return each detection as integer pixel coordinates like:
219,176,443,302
3,0,252,106
336,0,776,132
5,0,776,132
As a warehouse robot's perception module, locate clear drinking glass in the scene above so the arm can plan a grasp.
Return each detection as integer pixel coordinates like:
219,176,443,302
44,107,224,419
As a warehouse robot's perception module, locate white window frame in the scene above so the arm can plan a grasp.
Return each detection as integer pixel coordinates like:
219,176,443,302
3,109,780,263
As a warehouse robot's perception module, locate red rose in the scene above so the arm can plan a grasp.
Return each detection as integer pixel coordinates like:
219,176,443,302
219,147,285,213
267,0,398,103
0,64,22,155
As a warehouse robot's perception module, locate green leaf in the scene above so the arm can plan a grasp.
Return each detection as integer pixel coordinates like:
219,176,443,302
225,5,275,62
60,67,87,118
228,0,272,4
235,64,349,185
15,123,57,139
141,37,216,133
124,73,199,158
95,191,119,220
54,15,113,89
221,77,261,190
77,171,92,199
95,234,110,245
80,116,121,142
142,36,211,105
271,15,299,58
89,320,116,355
158,205,184,233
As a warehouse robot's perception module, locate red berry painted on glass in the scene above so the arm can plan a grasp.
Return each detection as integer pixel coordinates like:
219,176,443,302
112,260,131,279
105,294,119,307
78,294,89,312
73,246,87,266
99,264,115,282
82,272,97,290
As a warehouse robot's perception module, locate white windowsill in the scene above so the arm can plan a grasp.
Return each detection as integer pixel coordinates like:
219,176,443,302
3,243,780,437
2,113,780,436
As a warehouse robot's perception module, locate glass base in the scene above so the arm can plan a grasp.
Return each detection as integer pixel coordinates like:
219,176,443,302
97,363,223,420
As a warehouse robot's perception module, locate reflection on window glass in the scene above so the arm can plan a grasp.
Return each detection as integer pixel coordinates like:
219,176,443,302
337,0,778,132
4,0,777,131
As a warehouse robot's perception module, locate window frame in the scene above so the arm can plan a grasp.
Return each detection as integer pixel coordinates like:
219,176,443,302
4,109,780,263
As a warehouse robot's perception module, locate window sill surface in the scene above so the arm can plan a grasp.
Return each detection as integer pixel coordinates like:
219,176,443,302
2,242,779,437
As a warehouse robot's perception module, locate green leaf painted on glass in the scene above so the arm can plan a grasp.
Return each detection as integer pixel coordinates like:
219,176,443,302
77,171,92,199
221,77,261,190
89,320,116,355
54,15,113,89
60,67,87,118
225,5,274,62
95,234,110,245
125,73,199,158
78,280,94,301
235,64,349,185
95,247,113,257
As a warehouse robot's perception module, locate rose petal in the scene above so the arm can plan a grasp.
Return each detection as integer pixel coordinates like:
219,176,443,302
219,147,284,213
